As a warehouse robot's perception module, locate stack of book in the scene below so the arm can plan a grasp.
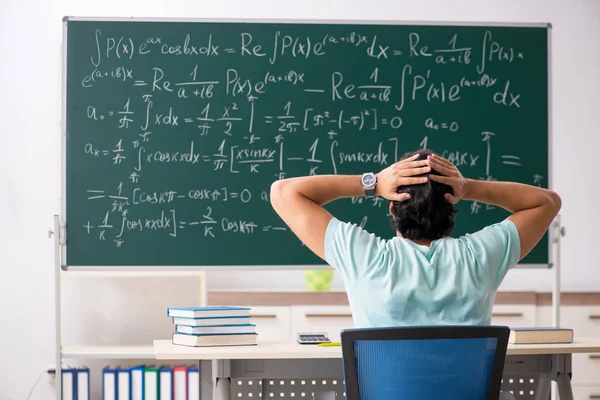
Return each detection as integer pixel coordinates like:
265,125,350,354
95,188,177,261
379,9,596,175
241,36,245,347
167,306,258,347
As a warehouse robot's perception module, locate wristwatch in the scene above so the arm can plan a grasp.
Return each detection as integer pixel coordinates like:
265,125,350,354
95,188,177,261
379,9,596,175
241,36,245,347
361,172,377,197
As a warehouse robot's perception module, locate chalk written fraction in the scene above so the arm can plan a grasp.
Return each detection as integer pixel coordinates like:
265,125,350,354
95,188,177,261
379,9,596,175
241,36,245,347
168,306,258,347
64,19,549,267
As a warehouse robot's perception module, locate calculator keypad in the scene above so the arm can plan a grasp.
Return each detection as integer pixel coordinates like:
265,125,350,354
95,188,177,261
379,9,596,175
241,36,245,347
298,334,330,343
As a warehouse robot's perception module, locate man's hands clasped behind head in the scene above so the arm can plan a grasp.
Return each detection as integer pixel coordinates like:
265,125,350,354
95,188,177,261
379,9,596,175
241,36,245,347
375,153,430,202
427,154,468,204
375,152,466,204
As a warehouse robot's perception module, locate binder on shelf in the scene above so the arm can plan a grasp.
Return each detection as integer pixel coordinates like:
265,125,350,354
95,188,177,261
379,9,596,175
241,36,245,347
144,367,160,400
172,366,188,400
159,367,173,400
76,367,90,400
117,367,131,400
131,365,145,400
62,368,76,400
102,367,117,400
187,367,200,400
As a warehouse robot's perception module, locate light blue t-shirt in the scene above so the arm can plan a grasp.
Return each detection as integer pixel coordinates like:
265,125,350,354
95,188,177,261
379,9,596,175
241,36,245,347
324,217,521,328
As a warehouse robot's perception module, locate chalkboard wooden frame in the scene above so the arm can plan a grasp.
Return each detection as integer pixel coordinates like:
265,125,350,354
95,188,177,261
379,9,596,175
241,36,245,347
60,17,553,270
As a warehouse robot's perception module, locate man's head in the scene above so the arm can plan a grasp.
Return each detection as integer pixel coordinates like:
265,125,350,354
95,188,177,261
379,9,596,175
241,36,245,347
389,149,458,241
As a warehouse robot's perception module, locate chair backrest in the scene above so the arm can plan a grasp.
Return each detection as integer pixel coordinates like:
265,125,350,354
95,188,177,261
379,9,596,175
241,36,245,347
341,325,510,400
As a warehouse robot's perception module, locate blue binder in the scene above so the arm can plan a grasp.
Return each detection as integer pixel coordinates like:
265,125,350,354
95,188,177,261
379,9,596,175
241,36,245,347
76,367,90,400
61,368,76,400
130,365,145,400
117,367,132,400
187,367,200,400
102,367,117,400
159,367,173,400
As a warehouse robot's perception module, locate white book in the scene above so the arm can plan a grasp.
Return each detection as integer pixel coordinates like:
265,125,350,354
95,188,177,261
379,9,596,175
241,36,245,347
167,306,250,318
173,332,258,347
173,316,252,326
175,324,256,334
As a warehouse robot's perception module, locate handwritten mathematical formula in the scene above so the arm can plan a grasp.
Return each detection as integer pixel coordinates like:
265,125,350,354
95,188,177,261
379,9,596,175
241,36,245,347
66,23,548,252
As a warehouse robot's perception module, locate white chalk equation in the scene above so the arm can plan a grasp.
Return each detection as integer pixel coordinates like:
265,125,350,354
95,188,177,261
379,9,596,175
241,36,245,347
85,28,524,72
81,206,290,247
69,24,547,249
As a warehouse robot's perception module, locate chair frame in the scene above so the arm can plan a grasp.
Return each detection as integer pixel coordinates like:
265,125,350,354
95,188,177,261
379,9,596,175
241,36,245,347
341,325,510,400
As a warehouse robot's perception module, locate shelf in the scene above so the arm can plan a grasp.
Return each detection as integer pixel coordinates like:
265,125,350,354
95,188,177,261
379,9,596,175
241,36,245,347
61,270,207,278
62,344,156,359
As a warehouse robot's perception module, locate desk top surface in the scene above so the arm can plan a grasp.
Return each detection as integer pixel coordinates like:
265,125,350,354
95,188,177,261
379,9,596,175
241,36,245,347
154,337,600,360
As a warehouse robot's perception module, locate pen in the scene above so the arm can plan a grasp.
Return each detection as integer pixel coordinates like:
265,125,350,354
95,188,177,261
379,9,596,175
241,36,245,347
318,342,341,347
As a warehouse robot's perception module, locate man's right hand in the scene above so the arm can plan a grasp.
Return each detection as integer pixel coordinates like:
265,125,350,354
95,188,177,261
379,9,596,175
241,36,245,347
375,154,430,202
427,154,468,204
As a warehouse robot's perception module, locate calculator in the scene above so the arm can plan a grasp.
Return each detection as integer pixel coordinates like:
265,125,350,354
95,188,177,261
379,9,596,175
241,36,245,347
296,332,331,344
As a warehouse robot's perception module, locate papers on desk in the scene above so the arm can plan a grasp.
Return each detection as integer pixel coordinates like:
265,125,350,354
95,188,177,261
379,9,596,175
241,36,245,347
168,306,258,347
509,327,574,344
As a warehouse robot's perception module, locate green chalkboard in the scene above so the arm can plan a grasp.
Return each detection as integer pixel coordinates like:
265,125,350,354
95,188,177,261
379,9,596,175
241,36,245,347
62,18,550,267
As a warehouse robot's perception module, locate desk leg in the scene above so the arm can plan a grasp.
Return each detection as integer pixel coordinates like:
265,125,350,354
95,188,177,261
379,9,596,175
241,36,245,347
212,359,232,400
556,373,574,400
530,354,572,400
534,375,552,400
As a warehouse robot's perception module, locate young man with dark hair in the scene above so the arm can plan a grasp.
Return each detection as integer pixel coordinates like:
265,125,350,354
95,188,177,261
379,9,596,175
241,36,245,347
270,149,561,328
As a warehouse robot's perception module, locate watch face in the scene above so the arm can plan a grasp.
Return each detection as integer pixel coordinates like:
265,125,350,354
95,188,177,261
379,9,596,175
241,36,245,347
362,174,376,187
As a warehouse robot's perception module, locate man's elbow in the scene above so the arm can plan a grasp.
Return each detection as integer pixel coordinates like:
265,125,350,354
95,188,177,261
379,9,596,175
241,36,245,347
270,179,288,209
547,190,562,214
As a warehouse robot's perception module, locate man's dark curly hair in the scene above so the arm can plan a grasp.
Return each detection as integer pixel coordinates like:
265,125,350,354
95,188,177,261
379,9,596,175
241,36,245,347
390,149,458,240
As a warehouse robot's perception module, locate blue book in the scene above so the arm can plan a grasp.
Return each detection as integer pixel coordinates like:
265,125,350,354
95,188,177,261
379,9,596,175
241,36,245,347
509,327,573,344
102,367,117,400
175,323,256,335
167,306,250,318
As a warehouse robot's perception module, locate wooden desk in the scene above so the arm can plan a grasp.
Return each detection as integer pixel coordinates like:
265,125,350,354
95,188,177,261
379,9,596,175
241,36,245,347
154,337,600,400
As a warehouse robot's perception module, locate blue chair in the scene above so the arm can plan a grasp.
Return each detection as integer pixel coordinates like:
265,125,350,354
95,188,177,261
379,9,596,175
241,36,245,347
340,325,510,400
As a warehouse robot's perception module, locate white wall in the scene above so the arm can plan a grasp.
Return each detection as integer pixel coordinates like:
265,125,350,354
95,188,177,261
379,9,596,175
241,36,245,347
1,0,599,398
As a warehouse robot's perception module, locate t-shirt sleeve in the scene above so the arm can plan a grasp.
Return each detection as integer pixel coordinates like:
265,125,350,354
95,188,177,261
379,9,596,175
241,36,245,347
465,219,522,289
324,217,387,284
